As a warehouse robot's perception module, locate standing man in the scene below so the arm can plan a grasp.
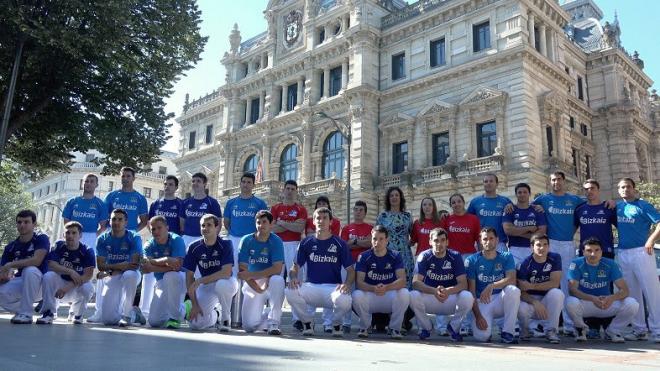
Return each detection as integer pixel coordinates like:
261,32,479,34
105,167,149,232
180,172,222,249
615,177,660,342
96,209,143,326
340,201,373,264
271,180,307,274
503,183,547,266
39,222,95,325
0,210,49,324
62,173,108,248
284,208,354,337
467,173,513,253
237,210,285,335
183,214,238,331
574,179,617,259
224,172,268,276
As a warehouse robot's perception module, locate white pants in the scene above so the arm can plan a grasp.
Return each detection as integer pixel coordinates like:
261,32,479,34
241,275,285,332
92,278,104,318
517,288,564,332
283,241,300,274
509,246,531,268
228,235,243,277
0,266,42,316
139,272,156,317
285,283,352,325
549,239,576,330
566,296,639,334
101,270,141,325
472,285,521,342
352,289,410,331
617,246,660,335
41,272,93,317
189,277,239,330
81,232,98,250
411,290,474,332
321,268,352,326
148,272,186,327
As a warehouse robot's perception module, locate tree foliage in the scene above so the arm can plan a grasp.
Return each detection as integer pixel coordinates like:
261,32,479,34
0,163,33,247
637,182,660,210
0,0,206,177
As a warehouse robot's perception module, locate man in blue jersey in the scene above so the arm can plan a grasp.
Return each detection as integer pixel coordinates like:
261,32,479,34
467,173,512,253
180,172,222,249
38,222,95,325
0,210,49,324
516,234,563,343
574,179,617,259
352,225,410,340
285,207,354,337
96,209,143,326
503,183,547,266
141,216,186,329
615,177,660,342
466,227,520,343
183,214,238,331
566,238,639,343
105,167,148,231
237,210,285,335
62,173,108,249
225,172,268,276
410,227,474,341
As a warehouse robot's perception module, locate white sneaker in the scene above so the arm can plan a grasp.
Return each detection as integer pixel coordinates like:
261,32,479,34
332,325,343,338
36,312,54,325
302,322,314,336
11,313,33,324
605,329,625,343
216,320,230,332
357,328,369,338
623,330,648,341
653,333,660,343
86,313,102,323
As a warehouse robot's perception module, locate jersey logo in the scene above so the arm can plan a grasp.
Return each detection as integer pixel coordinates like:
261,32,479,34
385,263,392,270
287,210,298,217
200,253,207,260
371,263,377,269
569,262,576,270
597,270,606,278
171,205,178,210
494,263,502,270
261,247,269,255
429,263,435,270
543,263,552,272
327,244,337,253
90,204,97,210
311,245,318,251
442,261,452,270
200,203,208,210
130,197,138,203
212,250,219,257
597,210,604,215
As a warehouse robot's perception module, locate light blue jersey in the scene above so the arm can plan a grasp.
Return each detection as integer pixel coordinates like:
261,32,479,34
533,193,583,241
238,233,284,272
95,230,143,265
568,257,622,296
105,190,148,231
225,195,268,237
468,195,512,243
465,251,515,297
62,196,109,233
144,232,186,280
616,199,660,249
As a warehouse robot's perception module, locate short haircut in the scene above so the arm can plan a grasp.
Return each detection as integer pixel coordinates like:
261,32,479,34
372,224,389,238
618,177,636,189
83,173,99,183
384,186,406,211
313,207,333,220
583,178,600,189
449,193,465,204
16,209,37,223
149,215,168,226
241,172,256,183
111,208,128,219
201,213,220,227
530,233,549,246
583,237,602,248
354,200,368,213
484,173,499,183
479,226,498,238
120,167,136,176
514,182,531,193
192,172,208,184
551,171,565,180
284,179,298,188
64,221,83,233
255,210,273,223
165,175,179,187
315,196,331,210
429,227,448,240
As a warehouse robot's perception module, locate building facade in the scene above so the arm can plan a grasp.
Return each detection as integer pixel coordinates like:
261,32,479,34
175,0,658,224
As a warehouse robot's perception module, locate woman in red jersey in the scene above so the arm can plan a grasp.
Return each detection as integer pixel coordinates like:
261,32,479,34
440,193,481,257
305,196,341,236
411,197,442,256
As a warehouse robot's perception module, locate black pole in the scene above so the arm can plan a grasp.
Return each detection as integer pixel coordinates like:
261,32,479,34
0,34,25,163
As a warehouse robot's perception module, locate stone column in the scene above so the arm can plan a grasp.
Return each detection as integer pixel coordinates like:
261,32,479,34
539,24,547,57
323,67,330,98
245,97,252,125
302,121,313,182
262,134,271,180
297,76,304,107
342,58,349,90
281,84,288,112
261,53,268,69
528,13,535,49
260,91,266,120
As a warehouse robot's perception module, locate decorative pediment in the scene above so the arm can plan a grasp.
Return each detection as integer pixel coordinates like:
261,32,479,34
380,112,414,129
460,86,505,105
417,99,455,117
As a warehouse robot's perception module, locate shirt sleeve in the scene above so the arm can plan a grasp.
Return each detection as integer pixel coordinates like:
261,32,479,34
221,240,233,266
453,254,466,276
536,211,547,226
573,205,581,228
258,198,268,213
35,234,50,253
84,248,97,268
340,239,353,269
237,235,250,264
504,253,515,272
551,254,562,272
467,198,476,215
62,199,73,219
148,201,156,219
517,263,527,281
410,221,419,245
131,233,144,256
295,240,307,268
172,235,186,258
0,245,9,266
567,260,580,281
610,261,623,282
104,192,115,214
95,236,107,258
298,205,308,221
331,219,341,236
182,249,196,272
138,195,148,215
224,199,233,222
340,226,349,241
501,210,513,224
47,244,60,262
271,235,285,263
642,201,660,223
472,216,481,244
98,199,110,222
415,254,426,275
144,240,154,257
465,256,476,280
212,198,222,218
355,253,367,272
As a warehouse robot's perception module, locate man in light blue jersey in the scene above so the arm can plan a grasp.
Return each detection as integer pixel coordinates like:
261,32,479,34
224,172,268,276
615,178,660,342
104,167,148,232
467,173,512,253
62,173,108,249
180,172,222,249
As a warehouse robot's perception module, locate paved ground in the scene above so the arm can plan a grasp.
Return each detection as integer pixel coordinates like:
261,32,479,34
1,307,659,371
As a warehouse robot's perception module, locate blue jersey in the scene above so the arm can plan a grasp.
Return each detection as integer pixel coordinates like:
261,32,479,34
105,190,148,231
1,233,50,276
225,195,268,237
467,195,512,244
517,252,562,296
574,202,617,254
533,193,583,241
465,251,515,297
95,230,143,265
183,238,233,277
355,249,403,286
238,233,284,273
48,241,96,281
568,257,622,296
181,196,222,237
616,199,660,250
62,196,109,233
149,198,183,235
144,232,186,281
296,235,353,285
415,248,466,288
502,205,547,247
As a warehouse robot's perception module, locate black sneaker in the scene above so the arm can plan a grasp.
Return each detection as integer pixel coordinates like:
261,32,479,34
293,320,304,332
342,325,351,334
303,322,314,336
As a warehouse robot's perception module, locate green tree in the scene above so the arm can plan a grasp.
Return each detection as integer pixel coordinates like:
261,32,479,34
0,163,33,247
1,0,206,177
637,182,660,210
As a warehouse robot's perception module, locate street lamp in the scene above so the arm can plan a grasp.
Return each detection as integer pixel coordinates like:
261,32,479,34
315,112,351,222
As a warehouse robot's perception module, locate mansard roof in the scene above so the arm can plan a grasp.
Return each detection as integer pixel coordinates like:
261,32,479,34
570,17,604,53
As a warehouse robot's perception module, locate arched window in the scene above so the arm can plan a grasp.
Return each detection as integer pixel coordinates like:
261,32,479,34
243,154,258,174
279,144,298,182
323,131,345,179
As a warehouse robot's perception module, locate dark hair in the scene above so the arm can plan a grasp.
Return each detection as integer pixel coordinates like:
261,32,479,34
419,197,440,224
354,200,367,213
83,173,99,183
201,213,220,227
514,182,531,193
165,175,179,187
449,193,465,204
64,221,83,233
384,186,406,211
372,224,389,238
315,196,331,210
255,210,273,223
313,207,333,220
484,173,499,184
429,227,448,239
479,226,498,237
618,177,636,189
120,167,136,176
583,237,602,248
16,209,37,223
241,172,256,183
192,172,208,184
583,179,599,189
530,233,549,245
111,208,128,219
149,215,168,226
551,171,565,180
284,179,298,188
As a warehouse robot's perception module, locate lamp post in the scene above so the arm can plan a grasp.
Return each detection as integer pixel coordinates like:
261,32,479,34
0,34,25,163
315,112,351,222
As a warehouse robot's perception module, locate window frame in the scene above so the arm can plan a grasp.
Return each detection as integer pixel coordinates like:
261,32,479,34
279,144,299,182
476,120,497,157
391,52,406,81
322,131,346,179
392,141,409,174
473,21,491,52
432,132,450,166
429,37,446,68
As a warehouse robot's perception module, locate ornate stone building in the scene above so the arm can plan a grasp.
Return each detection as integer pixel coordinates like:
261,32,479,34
174,0,658,223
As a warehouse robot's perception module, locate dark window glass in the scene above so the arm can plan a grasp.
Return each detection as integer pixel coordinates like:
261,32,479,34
323,132,345,179
477,121,497,157
546,126,554,157
392,141,408,174
330,66,342,96
572,148,578,176
280,144,299,182
473,21,491,52
205,125,213,144
430,38,446,67
250,97,260,124
577,76,584,100
392,52,405,80
432,132,450,166
188,131,196,149
244,154,258,174
287,83,297,111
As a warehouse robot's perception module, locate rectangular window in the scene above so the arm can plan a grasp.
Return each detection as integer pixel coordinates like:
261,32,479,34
580,123,588,136
318,28,325,44
534,27,541,53
158,166,167,175
46,185,50,195
432,132,450,166
577,76,584,100
250,97,260,124
546,126,554,157
286,83,297,111
205,124,213,144
188,131,196,150
54,182,58,192
585,155,592,178
79,179,83,190
108,181,114,192
39,189,43,197
572,148,579,176
85,153,96,163
477,121,497,157
319,71,324,99
569,116,575,130
329,66,342,96
392,141,408,174
392,52,405,81
144,187,152,199
473,21,491,52
430,38,446,68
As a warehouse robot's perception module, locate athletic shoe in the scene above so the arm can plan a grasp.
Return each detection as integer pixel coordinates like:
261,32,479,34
532,324,545,338
293,320,304,332
519,327,532,341
86,314,102,324
165,319,181,329
67,312,75,322
623,330,648,341
184,300,192,321
216,319,230,332
500,332,518,344
133,307,147,326
34,300,43,313
36,311,54,325
653,333,660,343
546,329,560,344
332,325,343,338
267,324,281,336
605,329,625,343
587,328,601,339
302,322,314,336
437,327,449,336
389,329,403,340
562,328,576,337
118,316,132,327
459,327,471,337
357,328,369,338
73,316,84,325
447,323,463,342
418,329,431,340
342,324,351,334
575,327,587,342
324,325,333,333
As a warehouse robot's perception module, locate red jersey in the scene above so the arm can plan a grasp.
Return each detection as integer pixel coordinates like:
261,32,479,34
305,217,341,236
439,213,481,254
270,203,308,242
411,218,443,255
340,222,373,261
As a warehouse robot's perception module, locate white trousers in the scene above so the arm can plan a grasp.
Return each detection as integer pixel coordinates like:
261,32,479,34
352,289,410,331
241,275,285,332
282,241,299,274
411,290,474,332
139,272,156,317
472,285,521,342
81,232,98,250
228,235,243,277
285,283,352,325
101,270,141,325
508,246,530,268
189,277,239,330
517,288,564,332
549,239,576,330
321,268,352,326
566,296,639,334
147,272,186,327
617,246,660,335
41,271,93,317
0,266,42,316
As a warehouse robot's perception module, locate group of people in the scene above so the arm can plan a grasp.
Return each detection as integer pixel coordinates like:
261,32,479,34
1,167,659,345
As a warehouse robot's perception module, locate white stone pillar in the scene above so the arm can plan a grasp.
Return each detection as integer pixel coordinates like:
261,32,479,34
323,67,330,98
260,91,266,119
302,123,313,182
528,13,536,49
281,84,288,112
245,97,252,125
297,76,304,107
342,58,349,90
539,24,547,57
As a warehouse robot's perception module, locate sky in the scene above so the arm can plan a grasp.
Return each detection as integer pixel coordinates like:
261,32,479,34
162,0,660,152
